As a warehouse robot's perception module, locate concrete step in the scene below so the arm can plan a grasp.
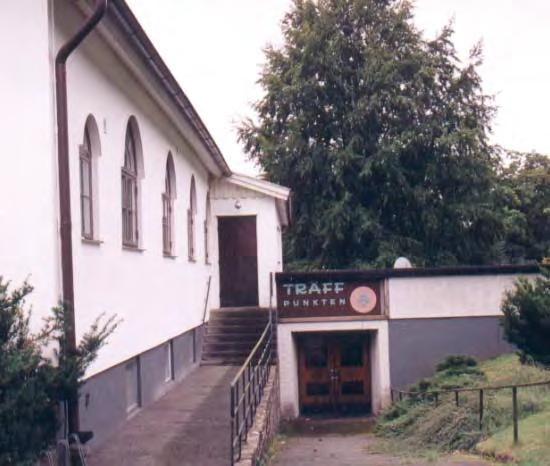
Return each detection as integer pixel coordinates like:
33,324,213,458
208,316,269,325
203,342,257,352
210,307,270,315
205,331,265,339
201,307,276,366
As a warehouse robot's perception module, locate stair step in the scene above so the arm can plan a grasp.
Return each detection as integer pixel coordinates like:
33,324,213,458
208,320,268,326
203,342,257,351
206,324,268,332
200,359,245,366
205,332,264,339
210,307,269,314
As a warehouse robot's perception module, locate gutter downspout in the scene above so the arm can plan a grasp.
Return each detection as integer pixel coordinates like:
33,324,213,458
55,0,108,434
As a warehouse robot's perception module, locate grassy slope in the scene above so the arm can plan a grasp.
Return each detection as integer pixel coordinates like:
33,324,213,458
375,353,550,465
474,355,550,465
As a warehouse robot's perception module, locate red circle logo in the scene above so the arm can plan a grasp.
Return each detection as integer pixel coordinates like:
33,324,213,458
350,286,377,314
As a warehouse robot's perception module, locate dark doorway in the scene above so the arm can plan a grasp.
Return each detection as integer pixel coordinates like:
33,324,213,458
218,216,259,307
298,332,371,415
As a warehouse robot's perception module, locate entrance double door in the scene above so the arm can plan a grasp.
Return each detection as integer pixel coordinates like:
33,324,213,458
298,333,371,415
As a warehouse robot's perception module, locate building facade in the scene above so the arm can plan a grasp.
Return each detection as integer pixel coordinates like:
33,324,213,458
276,265,539,419
0,0,290,446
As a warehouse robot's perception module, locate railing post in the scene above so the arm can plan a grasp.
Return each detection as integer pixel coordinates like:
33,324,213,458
479,389,484,430
244,366,250,438
230,385,235,466
236,381,240,459
513,386,519,444
455,391,459,407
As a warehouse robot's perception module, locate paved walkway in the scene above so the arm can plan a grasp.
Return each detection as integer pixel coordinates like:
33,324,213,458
271,418,490,466
87,366,237,466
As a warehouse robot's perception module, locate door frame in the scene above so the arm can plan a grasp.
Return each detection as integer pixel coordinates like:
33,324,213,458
297,331,372,416
217,215,259,307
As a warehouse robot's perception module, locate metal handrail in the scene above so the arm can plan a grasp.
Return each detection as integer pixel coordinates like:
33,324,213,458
230,274,276,465
390,378,550,444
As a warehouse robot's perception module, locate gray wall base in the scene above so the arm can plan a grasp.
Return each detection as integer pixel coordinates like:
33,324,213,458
389,316,512,389
79,324,205,447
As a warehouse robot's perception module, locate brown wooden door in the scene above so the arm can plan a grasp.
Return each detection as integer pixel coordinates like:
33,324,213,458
298,334,333,412
218,216,259,307
332,334,371,414
298,333,371,415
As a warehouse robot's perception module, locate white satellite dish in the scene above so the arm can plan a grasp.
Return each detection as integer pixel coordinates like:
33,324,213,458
394,257,413,268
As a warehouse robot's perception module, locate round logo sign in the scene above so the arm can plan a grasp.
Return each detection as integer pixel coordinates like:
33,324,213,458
349,286,377,314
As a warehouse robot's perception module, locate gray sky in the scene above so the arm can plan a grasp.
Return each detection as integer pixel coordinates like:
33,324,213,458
127,0,550,174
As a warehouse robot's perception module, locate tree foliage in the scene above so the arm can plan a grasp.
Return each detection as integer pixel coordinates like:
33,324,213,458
239,0,506,269
0,278,118,465
501,268,550,367
497,150,550,263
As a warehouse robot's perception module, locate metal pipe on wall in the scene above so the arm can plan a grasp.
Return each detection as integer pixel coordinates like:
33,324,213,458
55,0,109,434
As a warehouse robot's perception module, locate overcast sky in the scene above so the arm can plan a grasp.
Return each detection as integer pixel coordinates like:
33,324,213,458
127,0,550,174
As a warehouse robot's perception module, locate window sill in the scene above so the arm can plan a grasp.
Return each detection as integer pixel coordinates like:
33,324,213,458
163,253,177,260
81,238,103,246
122,245,145,253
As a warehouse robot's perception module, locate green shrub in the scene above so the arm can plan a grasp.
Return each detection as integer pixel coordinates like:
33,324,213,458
436,355,478,372
0,278,118,465
501,267,550,367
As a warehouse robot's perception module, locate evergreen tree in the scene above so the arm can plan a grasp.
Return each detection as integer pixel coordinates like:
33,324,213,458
239,0,503,268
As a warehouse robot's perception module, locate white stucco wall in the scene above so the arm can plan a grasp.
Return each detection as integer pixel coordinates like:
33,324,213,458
211,180,284,309
388,273,534,319
277,320,391,419
1,1,286,380
53,3,219,377
0,1,61,332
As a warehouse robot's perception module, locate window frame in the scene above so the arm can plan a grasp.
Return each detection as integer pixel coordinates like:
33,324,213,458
79,126,94,240
121,124,140,248
162,156,175,256
187,176,197,262
125,357,141,414
164,341,174,382
204,192,211,264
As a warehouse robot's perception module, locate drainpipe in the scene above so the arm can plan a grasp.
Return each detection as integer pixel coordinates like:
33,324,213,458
55,0,109,434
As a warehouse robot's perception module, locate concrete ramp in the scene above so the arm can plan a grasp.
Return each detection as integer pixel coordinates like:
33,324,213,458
87,366,237,466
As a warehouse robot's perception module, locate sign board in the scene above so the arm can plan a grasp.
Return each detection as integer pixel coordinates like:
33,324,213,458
276,274,382,319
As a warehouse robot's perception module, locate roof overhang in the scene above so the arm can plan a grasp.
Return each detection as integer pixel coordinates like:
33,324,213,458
225,173,292,227
75,0,232,177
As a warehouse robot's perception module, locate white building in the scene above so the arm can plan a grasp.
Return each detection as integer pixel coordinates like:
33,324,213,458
0,0,289,445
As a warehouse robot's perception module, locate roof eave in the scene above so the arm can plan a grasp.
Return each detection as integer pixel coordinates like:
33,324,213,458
109,0,231,177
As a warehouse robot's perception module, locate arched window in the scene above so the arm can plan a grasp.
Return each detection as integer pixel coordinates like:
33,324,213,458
163,153,176,255
79,116,100,240
204,192,211,264
187,176,197,261
121,120,140,247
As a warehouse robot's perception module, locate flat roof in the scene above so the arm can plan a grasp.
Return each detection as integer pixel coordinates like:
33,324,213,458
276,264,540,282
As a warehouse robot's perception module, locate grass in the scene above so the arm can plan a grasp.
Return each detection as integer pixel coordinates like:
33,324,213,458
477,410,550,465
375,353,550,465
